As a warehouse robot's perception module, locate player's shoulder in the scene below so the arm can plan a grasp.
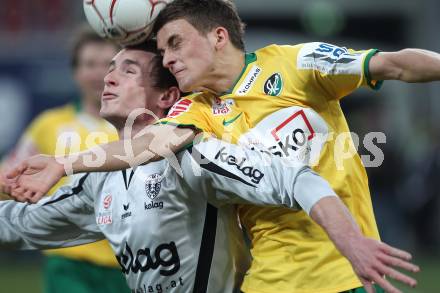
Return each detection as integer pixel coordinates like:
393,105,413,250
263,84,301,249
27,103,76,131
181,92,215,104
255,42,340,57
32,104,76,125
255,43,304,57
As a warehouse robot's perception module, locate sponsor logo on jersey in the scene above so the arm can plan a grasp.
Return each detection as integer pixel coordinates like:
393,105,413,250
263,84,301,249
97,194,113,225
212,97,231,116
223,113,243,127
145,201,164,210
235,65,262,95
121,203,131,220
263,73,283,96
116,241,180,276
167,98,193,118
269,109,315,157
239,107,328,165
103,194,112,209
297,42,362,75
145,173,163,200
97,213,112,225
215,147,264,184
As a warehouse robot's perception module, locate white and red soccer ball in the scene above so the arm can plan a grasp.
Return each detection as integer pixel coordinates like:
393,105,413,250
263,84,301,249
83,0,172,46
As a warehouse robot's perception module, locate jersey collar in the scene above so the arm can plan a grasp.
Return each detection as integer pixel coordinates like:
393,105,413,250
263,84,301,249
223,52,257,95
73,97,82,113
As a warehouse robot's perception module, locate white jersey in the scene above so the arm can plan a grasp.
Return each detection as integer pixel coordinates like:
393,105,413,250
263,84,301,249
0,139,336,293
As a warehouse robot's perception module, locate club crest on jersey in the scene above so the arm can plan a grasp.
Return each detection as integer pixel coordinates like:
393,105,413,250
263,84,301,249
167,98,193,118
212,97,231,116
263,73,283,96
145,173,163,200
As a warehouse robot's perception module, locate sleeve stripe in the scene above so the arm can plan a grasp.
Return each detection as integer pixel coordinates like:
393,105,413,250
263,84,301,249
364,49,384,90
42,173,90,206
188,146,256,188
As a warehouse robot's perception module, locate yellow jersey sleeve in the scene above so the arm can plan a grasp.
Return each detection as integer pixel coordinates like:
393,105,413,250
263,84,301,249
286,42,382,100
157,94,214,133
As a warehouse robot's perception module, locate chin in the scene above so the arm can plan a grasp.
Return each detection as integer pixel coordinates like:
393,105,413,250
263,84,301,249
178,81,195,93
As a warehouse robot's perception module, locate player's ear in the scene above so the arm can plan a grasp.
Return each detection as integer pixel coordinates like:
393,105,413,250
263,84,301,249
212,27,229,50
158,86,181,110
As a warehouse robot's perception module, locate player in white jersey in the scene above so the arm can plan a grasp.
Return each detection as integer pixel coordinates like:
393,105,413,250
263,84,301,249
1,41,419,293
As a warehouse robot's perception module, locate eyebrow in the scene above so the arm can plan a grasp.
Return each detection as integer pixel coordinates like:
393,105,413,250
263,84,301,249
168,34,181,47
122,59,142,68
158,34,181,55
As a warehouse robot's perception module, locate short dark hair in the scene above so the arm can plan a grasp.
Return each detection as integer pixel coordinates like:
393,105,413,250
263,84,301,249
125,40,178,90
152,0,245,51
70,25,119,69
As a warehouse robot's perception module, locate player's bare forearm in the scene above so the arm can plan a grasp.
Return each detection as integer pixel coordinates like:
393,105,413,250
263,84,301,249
310,197,419,293
310,196,362,252
370,49,440,83
72,124,196,173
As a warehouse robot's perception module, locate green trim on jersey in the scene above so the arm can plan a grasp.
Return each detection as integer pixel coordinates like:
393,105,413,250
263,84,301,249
73,98,82,113
364,49,384,91
153,121,197,152
155,120,203,133
224,53,257,95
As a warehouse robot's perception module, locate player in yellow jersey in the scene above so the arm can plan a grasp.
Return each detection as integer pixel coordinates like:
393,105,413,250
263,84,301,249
0,27,130,293
7,1,440,292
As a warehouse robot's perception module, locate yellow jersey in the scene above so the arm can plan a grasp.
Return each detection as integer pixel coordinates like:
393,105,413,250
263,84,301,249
159,42,383,293
2,102,119,267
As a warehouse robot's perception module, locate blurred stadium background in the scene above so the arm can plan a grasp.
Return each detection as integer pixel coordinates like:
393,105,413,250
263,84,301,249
0,0,439,292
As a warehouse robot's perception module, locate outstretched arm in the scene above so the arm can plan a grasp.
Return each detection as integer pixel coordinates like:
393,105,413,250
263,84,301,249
6,124,195,202
182,138,419,293
370,49,440,82
0,174,104,250
311,197,418,293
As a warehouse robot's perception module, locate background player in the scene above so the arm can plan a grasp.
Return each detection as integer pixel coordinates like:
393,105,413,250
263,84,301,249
0,27,129,293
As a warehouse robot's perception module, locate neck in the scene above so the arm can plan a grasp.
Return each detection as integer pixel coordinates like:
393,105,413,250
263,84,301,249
200,48,245,94
117,122,150,140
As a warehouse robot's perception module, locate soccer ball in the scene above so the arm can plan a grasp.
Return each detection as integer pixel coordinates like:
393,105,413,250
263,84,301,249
83,0,172,46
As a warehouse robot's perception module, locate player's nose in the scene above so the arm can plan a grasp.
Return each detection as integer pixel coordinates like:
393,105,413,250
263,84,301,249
162,50,176,70
104,70,118,86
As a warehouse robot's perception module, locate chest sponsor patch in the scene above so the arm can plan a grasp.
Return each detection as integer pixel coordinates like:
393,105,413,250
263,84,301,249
235,65,262,96
167,98,193,118
239,106,329,166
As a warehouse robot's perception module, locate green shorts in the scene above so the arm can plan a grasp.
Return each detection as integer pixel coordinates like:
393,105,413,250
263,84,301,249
341,284,385,293
44,255,130,293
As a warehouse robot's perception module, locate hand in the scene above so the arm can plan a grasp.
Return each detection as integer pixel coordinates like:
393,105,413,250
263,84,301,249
309,197,419,293
6,155,65,203
346,236,419,293
0,172,12,200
